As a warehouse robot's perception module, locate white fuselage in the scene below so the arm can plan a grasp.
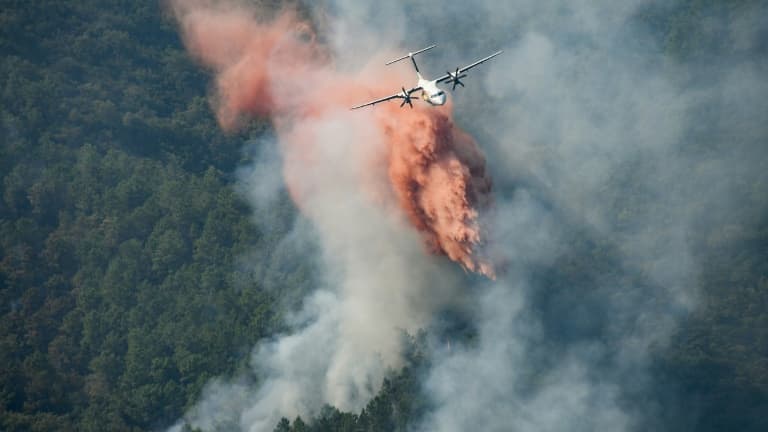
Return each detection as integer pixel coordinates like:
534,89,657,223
351,45,501,110
418,75,447,106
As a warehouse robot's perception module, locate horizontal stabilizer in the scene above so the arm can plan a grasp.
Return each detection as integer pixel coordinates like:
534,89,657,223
385,44,437,65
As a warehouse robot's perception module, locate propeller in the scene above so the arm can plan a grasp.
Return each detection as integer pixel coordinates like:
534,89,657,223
399,87,413,108
446,67,467,90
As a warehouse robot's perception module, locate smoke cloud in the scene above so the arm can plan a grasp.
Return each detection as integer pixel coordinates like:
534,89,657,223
168,0,494,429
168,0,768,431
170,0,494,277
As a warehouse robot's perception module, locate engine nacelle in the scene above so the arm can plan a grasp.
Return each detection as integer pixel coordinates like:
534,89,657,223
446,68,468,90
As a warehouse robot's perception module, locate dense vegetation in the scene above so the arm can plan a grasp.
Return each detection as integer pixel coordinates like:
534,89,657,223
0,1,312,430
0,0,766,431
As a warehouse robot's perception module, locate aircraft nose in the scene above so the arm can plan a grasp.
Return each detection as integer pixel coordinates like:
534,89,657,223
433,93,447,105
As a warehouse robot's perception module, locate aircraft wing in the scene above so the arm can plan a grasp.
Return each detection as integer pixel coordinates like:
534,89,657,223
350,86,422,110
435,50,503,84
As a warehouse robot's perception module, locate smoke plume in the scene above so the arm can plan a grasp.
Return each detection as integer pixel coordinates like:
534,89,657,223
168,0,768,431
171,0,494,277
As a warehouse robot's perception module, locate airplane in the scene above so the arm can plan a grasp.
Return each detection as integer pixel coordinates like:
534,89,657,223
351,45,502,110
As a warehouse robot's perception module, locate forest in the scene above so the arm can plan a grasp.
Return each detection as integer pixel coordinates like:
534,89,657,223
1,0,766,431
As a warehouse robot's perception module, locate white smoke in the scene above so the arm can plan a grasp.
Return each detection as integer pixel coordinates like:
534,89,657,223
173,99,469,431
172,0,768,431
408,0,766,430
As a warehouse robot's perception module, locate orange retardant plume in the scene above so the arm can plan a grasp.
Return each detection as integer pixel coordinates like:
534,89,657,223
171,1,495,278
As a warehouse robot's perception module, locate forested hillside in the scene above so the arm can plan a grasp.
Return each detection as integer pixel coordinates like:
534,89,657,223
1,1,313,430
1,0,767,431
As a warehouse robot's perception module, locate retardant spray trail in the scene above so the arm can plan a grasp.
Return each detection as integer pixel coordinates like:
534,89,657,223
172,1,494,278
